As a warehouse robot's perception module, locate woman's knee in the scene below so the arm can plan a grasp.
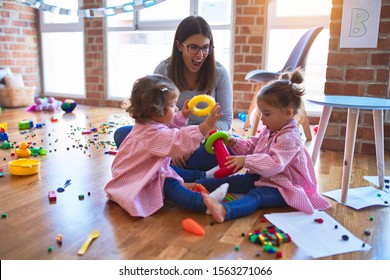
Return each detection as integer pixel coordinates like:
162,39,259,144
114,125,133,148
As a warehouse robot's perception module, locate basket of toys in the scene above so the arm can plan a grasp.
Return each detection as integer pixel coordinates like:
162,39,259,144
0,87,35,108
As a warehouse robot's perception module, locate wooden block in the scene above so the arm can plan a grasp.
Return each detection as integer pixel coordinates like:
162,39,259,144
48,191,56,202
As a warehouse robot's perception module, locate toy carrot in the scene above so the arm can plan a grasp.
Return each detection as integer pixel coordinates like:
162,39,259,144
182,218,205,236
195,183,209,194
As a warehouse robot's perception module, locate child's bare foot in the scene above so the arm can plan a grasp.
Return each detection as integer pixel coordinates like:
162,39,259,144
201,192,226,223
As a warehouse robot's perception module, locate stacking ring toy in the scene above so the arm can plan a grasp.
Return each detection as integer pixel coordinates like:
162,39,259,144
205,130,241,178
188,94,216,117
205,131,229,154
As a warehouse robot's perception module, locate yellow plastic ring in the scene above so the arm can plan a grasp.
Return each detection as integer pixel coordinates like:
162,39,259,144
188,94,216,117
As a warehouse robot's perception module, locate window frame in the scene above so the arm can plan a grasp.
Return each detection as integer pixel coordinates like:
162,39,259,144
266,0,332,116
39,0,86,98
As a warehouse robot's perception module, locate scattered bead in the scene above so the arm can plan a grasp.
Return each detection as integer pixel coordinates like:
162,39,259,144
256,252,261,257
334,225,338,229
364,229,371,236
48,246,53,252
234,245,240,251
2,213,8,219
369,215,374,221
342,235,349,241
79,194,84,200
314,218,324,224
56,234,63,245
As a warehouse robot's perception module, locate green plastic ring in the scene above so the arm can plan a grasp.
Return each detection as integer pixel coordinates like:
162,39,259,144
205,131,229,154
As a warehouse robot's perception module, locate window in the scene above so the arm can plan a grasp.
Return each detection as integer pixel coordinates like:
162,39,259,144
267,0,332,116
40,0,86,97
106,0,232,99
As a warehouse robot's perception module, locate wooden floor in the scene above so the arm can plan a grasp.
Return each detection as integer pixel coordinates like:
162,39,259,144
0,105,389,260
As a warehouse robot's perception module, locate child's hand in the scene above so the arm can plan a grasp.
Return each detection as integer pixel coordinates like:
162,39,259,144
199,104,223,136
227,136,237,147
171,151,193,168
181,100,193,118
225,155,245,173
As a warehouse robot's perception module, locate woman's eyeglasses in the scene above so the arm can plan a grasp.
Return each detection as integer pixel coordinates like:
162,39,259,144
181,42,214,56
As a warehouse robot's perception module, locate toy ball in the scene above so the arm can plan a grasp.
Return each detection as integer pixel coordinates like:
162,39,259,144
61,99,77,113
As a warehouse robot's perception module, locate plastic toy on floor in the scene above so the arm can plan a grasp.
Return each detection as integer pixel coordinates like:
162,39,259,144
182,218,205,236
0,123,8,141
8,158,40,175
15,142,31,158
28,97,62,112
1,141,13,149
61,99,77,113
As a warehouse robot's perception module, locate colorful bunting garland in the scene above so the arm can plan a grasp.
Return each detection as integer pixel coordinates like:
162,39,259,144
17,0,166,18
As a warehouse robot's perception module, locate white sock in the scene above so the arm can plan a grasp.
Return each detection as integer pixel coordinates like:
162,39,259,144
206,165,220,178
206,183,229,214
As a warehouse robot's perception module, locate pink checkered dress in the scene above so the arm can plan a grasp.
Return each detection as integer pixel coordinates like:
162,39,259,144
105,112,204,217
231,119,331,214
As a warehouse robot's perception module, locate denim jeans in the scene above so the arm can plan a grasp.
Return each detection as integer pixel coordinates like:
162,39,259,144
163,177,206,213
171,165,206,182
196,173,287,221
114,125,231,171
113,125,133,148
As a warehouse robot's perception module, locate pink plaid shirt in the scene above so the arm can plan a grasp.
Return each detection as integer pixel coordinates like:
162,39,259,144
231,119,331,214
105,112,204,217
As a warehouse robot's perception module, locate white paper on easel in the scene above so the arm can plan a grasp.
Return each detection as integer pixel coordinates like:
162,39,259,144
265,211,371,259
340,0,382,48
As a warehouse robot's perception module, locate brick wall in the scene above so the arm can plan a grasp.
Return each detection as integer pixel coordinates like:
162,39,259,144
232,0,267,116
1,0,389,153
323,0,390,153
0,1,40,91
81,0,119,107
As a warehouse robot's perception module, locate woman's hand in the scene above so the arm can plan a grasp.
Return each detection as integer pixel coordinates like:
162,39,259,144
181,100,193,118
225,155,245,173
171,151,193,168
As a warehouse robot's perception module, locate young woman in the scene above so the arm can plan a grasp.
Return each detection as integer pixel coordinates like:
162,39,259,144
113,16,233,171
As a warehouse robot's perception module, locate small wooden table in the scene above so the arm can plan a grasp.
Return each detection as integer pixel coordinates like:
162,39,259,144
306,95,390,203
